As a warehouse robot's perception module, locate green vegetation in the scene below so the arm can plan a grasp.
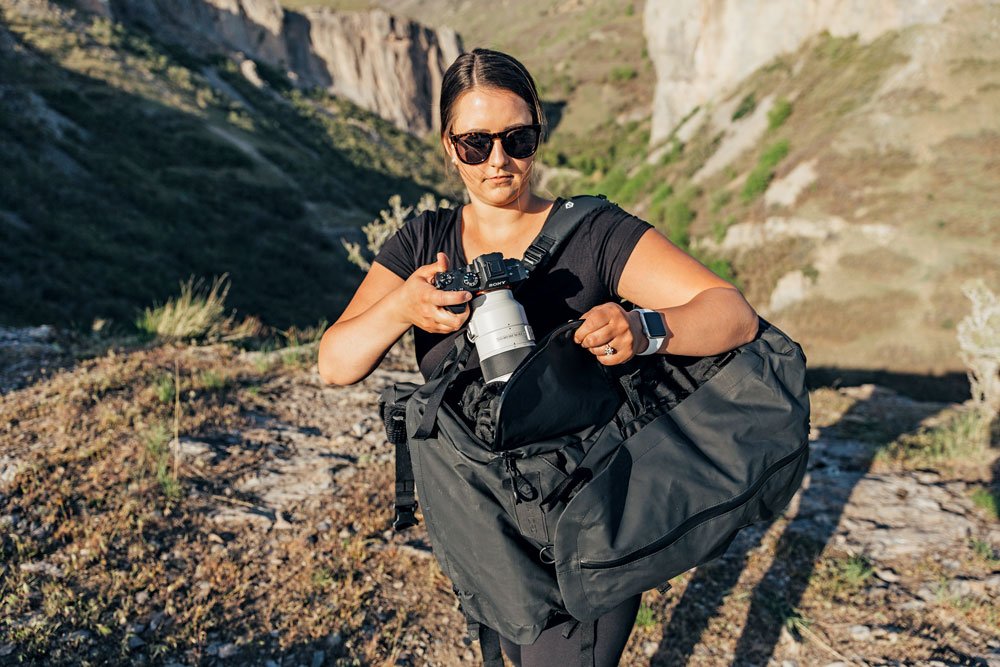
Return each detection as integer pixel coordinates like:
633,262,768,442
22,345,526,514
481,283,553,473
634,603,656,630
971,486,999,521
877,408,993,469
141,422,181,499
741,139,791,202
731,93,757,121
0,6,450,334
835,554,874,589
767,98,793,130
609,65,638,82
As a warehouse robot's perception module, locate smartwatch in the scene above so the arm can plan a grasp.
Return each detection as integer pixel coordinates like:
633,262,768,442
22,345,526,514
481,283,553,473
634,308,667,356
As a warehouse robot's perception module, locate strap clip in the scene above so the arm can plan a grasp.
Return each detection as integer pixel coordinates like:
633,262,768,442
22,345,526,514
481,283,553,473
392,501,418,531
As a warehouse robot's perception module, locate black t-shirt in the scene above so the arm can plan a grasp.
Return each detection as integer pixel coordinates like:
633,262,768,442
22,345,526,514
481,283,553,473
373,197,654,380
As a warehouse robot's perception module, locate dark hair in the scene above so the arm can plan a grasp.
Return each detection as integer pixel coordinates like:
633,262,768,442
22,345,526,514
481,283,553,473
439,48,546,141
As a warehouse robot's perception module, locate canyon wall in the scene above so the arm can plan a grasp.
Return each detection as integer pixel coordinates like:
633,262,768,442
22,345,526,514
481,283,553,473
103,0,462,135
643,0,974,145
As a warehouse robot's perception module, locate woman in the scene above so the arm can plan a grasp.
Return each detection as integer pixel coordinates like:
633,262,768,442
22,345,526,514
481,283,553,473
318,48,758,667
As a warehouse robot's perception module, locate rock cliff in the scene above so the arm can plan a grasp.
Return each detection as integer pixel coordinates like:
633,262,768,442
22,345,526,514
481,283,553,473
103,0,462,135
643,0,973,145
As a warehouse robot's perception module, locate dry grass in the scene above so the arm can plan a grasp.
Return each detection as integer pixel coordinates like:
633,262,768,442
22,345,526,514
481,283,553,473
779,289,919,345
135,274,263,344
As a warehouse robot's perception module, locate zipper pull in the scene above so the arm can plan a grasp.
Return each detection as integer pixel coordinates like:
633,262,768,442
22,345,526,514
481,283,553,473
504,454,537,502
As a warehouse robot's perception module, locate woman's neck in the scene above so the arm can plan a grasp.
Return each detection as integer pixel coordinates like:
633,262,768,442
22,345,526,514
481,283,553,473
463,192,552,244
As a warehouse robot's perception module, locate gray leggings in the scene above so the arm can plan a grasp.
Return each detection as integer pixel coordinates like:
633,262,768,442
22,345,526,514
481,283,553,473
497,594,642,667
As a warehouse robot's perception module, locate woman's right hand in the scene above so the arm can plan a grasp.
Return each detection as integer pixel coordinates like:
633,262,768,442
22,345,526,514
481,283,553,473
397,252,472,333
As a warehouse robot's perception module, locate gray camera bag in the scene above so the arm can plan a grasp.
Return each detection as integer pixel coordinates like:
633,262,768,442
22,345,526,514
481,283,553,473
378,194,810,666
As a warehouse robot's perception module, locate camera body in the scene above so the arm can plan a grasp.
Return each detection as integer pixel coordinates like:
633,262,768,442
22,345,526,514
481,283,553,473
434,252,534,384
433,252,529,312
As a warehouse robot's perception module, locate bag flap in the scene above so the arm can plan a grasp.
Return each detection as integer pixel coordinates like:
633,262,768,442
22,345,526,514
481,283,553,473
493,320,623,451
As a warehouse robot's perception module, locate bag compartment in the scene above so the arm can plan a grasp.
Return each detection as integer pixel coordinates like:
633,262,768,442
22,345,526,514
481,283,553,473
553,329,810,621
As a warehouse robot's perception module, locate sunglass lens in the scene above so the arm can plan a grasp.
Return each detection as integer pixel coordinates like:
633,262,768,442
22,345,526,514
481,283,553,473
457,135,491,164
503,127,539,158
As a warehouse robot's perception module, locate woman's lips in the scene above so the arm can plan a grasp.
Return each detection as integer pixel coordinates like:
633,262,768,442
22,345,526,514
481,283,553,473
487,175,512,182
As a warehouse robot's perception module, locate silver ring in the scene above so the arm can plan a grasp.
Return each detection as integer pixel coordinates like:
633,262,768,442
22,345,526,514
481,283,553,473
603,344,615,356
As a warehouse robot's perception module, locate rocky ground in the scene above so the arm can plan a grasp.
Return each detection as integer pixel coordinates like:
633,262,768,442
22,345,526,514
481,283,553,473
1,334,998,666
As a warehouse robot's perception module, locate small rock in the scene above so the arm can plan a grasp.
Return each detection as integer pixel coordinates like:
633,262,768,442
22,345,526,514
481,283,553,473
949,579,973,598
128,635,146,649
0,644,12,657
392,581,404,589
916,586,937,602
642,641,659,658
149,611,168,630
782,661,799,667
217,642,239,659
127,623,146,634
65,629,92,642
849,625,871,641
316,520,331,532
311,650,325,667
875,568,900,583
899,600,925,611
134,591,149,605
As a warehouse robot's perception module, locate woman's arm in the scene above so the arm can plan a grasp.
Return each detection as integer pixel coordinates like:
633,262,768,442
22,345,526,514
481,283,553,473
318,253,472,386
574,228,758,361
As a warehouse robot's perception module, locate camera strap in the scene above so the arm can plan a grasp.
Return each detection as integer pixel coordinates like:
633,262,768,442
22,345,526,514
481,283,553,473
520,194,612,275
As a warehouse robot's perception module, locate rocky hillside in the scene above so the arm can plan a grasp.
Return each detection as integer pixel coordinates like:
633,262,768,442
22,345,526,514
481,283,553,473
1,333,997,665
555,0,998,383
104,0,463,135
0,0,462,332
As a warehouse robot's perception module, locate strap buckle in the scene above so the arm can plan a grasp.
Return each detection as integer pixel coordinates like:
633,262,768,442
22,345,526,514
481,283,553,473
392,501,418,531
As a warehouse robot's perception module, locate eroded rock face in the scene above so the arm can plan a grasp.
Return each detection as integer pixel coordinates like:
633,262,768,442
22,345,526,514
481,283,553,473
643,0,966,144
103,0,462,134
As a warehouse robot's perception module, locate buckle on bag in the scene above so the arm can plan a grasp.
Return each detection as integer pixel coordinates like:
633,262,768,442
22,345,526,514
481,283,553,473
393,501,418,531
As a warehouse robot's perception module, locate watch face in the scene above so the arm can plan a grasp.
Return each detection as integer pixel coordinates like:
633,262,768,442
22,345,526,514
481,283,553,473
641,311,667,338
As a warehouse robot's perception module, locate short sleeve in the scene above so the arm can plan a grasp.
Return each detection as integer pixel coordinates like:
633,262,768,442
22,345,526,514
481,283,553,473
588,205,654,298
372,211,427,280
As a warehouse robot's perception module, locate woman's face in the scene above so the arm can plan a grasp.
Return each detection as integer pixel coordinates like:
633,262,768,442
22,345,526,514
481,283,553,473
443,87,537,207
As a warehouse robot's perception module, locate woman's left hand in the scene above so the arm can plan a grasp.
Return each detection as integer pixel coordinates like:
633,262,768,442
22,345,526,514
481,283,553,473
573,302,647,365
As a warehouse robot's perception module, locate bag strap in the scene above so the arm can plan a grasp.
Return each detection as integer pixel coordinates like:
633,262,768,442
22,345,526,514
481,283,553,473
414,334,474,439
521,194,612,274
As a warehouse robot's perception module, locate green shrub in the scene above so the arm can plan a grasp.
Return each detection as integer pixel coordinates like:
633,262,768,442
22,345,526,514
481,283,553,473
616,165,654,205
600,166,629,200
971,487,999,520
634,604,656,629
609,66,637,82
768,98,793,130
741,139,790,202
731,93,757,121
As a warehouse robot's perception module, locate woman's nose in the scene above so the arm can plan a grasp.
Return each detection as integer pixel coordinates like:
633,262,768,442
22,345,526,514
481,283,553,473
488,137,509,167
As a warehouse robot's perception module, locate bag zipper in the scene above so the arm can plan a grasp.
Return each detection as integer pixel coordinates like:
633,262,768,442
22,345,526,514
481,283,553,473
578,442,808,570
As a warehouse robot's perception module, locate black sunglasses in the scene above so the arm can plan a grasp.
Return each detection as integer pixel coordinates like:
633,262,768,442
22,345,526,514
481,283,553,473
449,124,542,165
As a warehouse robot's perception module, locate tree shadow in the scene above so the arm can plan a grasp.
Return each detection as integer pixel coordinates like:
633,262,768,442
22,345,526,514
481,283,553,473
651,380,950,666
